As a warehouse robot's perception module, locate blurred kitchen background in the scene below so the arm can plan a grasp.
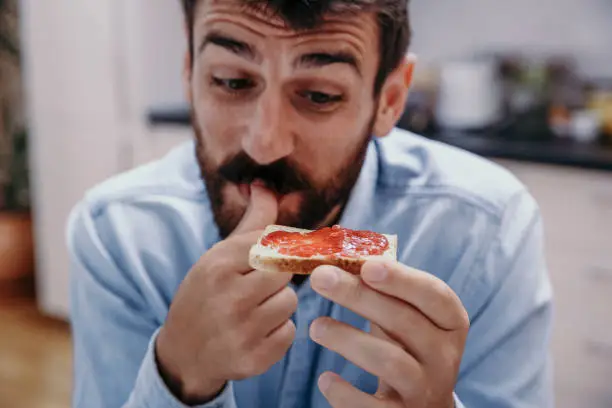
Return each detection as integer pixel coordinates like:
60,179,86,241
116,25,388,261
0,1,611,407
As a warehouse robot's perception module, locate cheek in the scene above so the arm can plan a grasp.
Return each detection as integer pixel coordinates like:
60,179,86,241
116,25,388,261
294,102,374,181
191,76,245,157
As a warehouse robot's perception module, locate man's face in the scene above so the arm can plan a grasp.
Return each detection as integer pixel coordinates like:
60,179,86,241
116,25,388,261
186,0,388,238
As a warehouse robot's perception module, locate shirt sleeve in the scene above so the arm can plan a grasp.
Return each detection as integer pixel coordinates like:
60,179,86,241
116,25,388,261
125,328,237,408
67,202,237,408
453,191,554,407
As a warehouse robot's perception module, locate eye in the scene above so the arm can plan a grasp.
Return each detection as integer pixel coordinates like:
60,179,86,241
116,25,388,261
300,91,343,106
212,76,255,92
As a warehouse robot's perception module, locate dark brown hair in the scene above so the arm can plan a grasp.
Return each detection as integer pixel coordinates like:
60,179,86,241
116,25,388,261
180,0,411,94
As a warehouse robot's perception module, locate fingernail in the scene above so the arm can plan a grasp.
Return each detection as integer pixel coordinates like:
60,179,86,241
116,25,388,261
311,267,339,291
309,319,327,341
318,372,334,393
363,263,388,282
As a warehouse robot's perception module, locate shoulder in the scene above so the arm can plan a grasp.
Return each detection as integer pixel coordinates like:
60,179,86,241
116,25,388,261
67,139,216,247
376,128,529,219
80,140,205,216
66,141,217,310
372,129,543,315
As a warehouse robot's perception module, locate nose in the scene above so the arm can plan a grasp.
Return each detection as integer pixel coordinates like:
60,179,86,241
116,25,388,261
242,89,295,165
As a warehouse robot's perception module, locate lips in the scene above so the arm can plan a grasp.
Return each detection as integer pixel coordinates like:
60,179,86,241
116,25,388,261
237,180,277,200
238,183,251,200
238,180,282,199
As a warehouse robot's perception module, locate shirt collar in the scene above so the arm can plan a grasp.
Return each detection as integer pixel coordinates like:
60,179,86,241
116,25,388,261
337,138,380,231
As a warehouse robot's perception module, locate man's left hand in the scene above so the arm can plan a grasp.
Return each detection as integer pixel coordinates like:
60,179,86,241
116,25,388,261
309,260,470,408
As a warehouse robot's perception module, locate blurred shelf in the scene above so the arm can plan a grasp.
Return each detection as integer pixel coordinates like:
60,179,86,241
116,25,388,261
426,131,612,172
147,105,612,172
148,105,191,126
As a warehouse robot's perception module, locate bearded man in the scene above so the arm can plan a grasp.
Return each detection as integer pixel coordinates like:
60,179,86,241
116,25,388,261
68,1,553,407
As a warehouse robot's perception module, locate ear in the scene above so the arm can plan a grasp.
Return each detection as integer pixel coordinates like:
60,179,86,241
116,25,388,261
183,26,193,105
372,53,416,138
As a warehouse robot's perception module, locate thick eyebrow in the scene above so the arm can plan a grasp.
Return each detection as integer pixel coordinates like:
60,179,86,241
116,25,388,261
295,51,361,76
198,31,258,61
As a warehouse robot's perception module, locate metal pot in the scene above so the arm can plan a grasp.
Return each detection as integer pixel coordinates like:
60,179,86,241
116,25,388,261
435,59,503,130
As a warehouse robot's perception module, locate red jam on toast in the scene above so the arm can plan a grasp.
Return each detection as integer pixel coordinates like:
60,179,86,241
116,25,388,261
261,225,389,258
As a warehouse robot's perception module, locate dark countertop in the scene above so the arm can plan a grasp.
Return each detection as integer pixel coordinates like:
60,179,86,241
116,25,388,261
148,106,612,172
422,131,612,171
148,107,192,126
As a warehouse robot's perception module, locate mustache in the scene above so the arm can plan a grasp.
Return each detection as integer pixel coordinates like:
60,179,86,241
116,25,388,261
218,152,314,195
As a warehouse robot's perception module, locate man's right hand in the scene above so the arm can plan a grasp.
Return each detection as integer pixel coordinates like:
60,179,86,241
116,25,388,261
156,184,297,404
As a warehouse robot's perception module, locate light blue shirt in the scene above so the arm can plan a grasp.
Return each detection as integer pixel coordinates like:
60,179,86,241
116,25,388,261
68,128,553,408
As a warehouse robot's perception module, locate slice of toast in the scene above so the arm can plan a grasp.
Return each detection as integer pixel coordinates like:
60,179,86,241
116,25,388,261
249,225,397,275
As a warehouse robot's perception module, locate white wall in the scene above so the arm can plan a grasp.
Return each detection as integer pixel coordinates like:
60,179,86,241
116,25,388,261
410,0,612,78
136,0,187,108
116,0,192,166
124,0,187,111
21,0,128,318
21,0,191,318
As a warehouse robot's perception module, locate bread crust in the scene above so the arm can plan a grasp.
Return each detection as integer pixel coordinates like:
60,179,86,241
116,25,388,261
250,253,366,275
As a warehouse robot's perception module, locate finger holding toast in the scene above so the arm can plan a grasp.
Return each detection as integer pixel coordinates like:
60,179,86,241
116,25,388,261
309,261,469,408
156,183,298,405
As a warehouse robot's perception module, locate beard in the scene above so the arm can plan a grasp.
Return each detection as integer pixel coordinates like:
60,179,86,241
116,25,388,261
194,116,375,239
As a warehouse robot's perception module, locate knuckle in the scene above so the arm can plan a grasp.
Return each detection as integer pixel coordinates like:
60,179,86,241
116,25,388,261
228,328,252,353
340,278,364,305
282,287,299,312
383,347,413,380
403,366,426,400
237,326,253,347
209,239,226,252
232,354,259,378
457,307,471,331
398,305,418,330
282,320,297,343
203,259,231,287
271,320,296,352
207,240,233,260
246,349,276,377
435,279,455,307
440,342,461,368
208,256,232,274
226,297,249,322
433,279,469,330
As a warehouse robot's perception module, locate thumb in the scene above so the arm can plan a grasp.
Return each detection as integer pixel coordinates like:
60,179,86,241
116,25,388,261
231,182,278,236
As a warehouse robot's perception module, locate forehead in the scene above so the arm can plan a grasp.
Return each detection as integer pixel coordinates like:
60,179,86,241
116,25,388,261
193,0,380,59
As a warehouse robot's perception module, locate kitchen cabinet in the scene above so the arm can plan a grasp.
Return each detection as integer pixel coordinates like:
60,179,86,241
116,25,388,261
494,159,612,408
